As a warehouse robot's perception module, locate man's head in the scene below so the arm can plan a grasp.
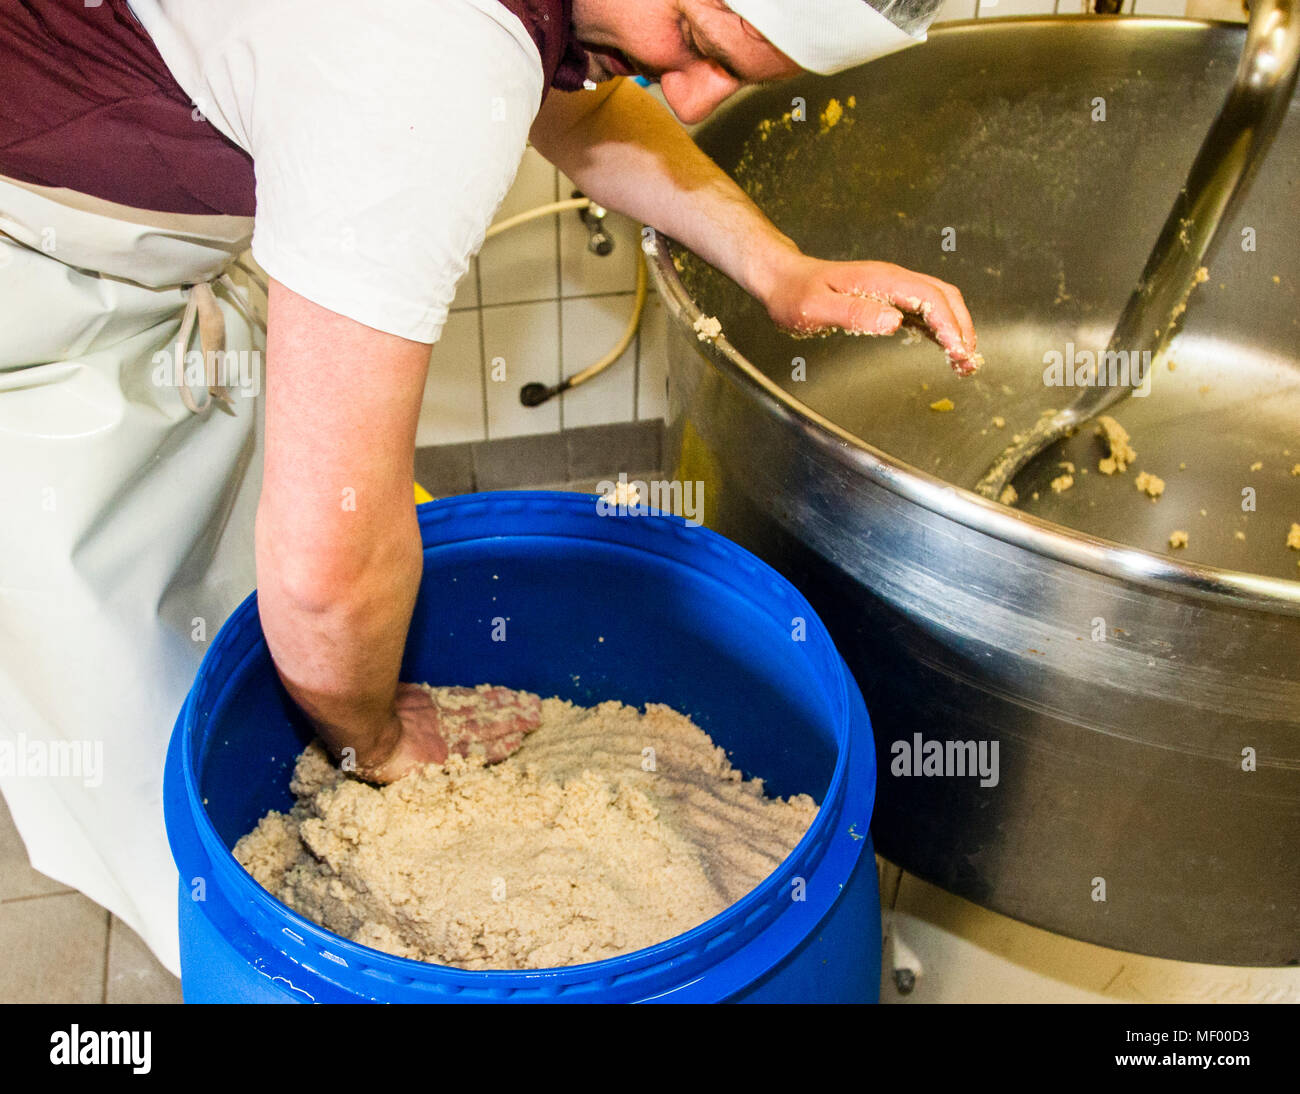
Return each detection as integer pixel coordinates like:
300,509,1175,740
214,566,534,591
571,0,800,125
570,0,935,124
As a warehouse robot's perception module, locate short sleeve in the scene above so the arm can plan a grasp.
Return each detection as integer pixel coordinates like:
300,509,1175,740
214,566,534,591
238,1,544,343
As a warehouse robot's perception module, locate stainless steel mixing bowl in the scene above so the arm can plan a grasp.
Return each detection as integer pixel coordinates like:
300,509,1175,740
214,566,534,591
649,16,1300,965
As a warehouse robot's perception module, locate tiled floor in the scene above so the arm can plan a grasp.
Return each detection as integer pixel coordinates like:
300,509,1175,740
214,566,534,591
0,792,182,1004
0,475,663,1005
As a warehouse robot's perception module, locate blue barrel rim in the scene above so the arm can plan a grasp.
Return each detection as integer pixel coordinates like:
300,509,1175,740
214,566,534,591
168,490,870,996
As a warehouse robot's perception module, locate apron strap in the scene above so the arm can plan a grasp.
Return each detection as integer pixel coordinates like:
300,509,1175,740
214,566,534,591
177,274,266,416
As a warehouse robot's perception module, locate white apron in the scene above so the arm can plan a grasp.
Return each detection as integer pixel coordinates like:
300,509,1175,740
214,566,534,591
0,175,264,975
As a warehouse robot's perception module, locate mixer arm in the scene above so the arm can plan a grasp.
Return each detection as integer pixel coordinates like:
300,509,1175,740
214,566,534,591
974,0,1300,501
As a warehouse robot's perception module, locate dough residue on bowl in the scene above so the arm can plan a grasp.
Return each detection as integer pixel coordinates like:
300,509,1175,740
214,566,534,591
1096,415,1136,475
1135,470,1165,500
234,691,818,971
693,314,723,342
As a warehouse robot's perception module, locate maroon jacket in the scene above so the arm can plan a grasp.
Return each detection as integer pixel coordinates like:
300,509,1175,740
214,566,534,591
0,0,589,217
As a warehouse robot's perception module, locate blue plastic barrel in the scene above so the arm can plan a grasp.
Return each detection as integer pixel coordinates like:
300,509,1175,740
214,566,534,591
164,491,880,1002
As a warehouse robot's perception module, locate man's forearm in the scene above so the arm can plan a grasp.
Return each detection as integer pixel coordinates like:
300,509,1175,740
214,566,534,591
256,279,432,776
529,79,801,305
256,512,421,772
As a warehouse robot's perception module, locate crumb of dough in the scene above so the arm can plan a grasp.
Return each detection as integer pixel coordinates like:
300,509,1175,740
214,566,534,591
1273,275,1281,284
1135,471,1165,499
999,484,1018,506
1031,490,1040,501
1179,462,1187,470
1058,461,1075,474
1234,531,1246,541
1169,530,1189,549
601,480,640,508
1194,266,1209,284
992,416,1006,428
1250,460,1263,472
1050,474,1074,494
920,381,930,391
1292,464,1300,476
1167,359,1177,371
1288,523,1300,550
1095,415,1136,475
819,97,844,131
234,692,817,971
1200,509,1208,517
929,397,955,412
693,314,722,342
1198,384,1211,394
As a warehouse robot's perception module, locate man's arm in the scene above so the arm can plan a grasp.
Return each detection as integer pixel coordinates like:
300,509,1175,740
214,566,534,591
257,282,543,782
529,79,979,371
256,280,426,778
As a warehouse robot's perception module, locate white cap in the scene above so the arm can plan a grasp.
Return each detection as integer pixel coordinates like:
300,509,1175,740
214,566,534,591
726,0,933,75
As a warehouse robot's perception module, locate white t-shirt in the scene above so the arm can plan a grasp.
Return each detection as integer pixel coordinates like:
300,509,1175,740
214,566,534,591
128,0,546,343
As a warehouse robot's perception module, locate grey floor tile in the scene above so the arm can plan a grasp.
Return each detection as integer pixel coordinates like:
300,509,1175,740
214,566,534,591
533,471,665,495
105,915,182,1004
0,792,73,901
414,442,475,499
0,891,107,1003
471,432,568,490
565,420,662,481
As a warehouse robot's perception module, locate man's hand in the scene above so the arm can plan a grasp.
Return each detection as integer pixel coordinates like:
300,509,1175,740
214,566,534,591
761,252,982,375
358,685,543,783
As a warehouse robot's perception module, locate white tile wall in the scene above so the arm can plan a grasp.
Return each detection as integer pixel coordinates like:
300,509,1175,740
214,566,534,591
417,309,485,446
477,147,559,306
935,0,978,19
421,142,664,445
975,0,1058,16
1131,0,1191,13
560,292,638,428
481,299,561,439
1184,0,1245,18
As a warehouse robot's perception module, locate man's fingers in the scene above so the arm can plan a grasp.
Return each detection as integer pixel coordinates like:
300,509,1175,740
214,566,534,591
935,279,977,350
784,291,903,337
828,264,979,370
430,685,542,743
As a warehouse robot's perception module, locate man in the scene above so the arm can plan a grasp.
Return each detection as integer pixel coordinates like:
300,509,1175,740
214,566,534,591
0,0,976,974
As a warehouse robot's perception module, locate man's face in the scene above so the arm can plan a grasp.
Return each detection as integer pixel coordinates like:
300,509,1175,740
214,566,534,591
571,0,804,124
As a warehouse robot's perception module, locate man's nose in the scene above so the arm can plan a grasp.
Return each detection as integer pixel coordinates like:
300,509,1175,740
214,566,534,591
660,62,742,125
